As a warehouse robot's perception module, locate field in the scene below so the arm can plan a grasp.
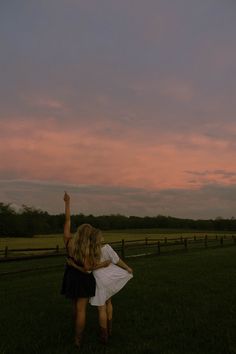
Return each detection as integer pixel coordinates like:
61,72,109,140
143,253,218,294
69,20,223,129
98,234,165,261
1,246,236,354
1,229,235,262
1,229,235,249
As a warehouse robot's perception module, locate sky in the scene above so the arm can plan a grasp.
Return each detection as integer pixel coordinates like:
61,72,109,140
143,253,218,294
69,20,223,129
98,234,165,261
0,0,236,219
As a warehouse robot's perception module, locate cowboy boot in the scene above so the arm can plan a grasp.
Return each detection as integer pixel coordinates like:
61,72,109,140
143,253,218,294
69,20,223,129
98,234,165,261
99,326,108,344
107,319,112,337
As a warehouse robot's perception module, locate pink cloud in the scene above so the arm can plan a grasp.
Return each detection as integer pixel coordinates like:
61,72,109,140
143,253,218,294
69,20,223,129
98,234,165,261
1,117,236,191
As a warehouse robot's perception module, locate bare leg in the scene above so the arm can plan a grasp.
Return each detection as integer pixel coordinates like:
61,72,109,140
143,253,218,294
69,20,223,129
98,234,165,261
106,298,113,320
106,298,113,336
74,298,88,347
98,304,107,328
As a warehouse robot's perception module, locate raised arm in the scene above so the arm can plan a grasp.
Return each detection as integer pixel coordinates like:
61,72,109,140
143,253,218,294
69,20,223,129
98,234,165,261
63,191,72,246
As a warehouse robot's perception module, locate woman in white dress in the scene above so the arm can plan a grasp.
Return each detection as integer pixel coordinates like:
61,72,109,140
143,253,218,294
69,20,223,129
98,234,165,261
90,238,133,342
68,231,133,344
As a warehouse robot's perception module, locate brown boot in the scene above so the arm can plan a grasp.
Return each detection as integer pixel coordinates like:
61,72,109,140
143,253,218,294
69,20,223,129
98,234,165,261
99,327,108,344
107,319,112,337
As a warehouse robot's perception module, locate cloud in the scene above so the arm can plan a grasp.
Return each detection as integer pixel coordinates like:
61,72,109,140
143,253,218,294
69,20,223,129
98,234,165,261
1,117,236,192
22,94,67,111
185,170,236,186
1,179,236,219
1,0,236,219
186,170,236,178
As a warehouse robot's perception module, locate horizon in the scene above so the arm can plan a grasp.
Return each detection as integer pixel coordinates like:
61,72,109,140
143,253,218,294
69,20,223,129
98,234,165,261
1,180,235,221
2,197,235,221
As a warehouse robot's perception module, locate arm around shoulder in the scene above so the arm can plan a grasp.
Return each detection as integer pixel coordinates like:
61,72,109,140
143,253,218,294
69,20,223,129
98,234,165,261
93,260,111,270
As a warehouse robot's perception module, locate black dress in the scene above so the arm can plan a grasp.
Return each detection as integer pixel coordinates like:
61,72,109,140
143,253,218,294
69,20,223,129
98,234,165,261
61,240,96,299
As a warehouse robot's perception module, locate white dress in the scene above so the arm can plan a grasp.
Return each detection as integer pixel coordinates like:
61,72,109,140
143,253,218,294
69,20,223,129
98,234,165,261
89,244,133,306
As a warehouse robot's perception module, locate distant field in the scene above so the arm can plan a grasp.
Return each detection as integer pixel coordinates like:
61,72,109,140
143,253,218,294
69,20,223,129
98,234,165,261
1,229,235,250
0,247,236,354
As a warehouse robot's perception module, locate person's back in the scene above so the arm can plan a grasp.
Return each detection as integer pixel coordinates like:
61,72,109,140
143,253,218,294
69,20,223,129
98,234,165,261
61,193,99,348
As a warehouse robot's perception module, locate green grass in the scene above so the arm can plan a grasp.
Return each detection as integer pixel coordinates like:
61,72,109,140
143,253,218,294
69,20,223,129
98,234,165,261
1,229,235,250
0,255,65,274
1,247,236,354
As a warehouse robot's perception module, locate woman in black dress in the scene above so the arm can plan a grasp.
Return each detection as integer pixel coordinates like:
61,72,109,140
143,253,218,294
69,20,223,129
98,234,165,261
61,192,110,348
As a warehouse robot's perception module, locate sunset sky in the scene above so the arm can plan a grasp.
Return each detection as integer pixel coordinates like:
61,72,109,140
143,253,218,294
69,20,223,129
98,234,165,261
1,1,236,218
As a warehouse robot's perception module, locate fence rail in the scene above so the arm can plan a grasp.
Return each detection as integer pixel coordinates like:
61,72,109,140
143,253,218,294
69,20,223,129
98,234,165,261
1,234,236,262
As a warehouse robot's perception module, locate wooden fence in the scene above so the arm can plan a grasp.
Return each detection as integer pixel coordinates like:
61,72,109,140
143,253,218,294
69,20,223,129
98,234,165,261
1,234,236,262
115,234,236,258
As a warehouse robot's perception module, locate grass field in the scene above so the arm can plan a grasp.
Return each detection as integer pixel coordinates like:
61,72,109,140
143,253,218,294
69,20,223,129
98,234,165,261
1,247,236,354
1,229,235,250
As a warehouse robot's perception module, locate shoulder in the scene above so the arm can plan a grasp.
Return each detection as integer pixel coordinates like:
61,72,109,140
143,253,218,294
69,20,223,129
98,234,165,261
102,244,119,261
102,244,113,252
100,244,113,256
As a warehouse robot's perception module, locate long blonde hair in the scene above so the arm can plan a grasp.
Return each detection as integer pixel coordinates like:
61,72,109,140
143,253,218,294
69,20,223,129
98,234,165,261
73,223,102,268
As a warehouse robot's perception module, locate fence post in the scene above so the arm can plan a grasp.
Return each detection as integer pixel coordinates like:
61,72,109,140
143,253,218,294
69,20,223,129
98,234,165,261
121,239,125,259
5,246,8,258
215,235,218,240
220,237,223,247
204,235,208,248
184,238,188,250
180,236,183,244
157,241,161,254
56,245,59,253
145,237,148,246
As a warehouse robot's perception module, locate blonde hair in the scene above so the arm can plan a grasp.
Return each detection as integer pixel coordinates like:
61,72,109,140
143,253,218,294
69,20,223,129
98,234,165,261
73,223,102,268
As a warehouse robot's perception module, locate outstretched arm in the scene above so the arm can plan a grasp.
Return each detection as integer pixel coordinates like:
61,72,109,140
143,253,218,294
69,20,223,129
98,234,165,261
116,259,133,273
63,191,72,246
106,244,133,273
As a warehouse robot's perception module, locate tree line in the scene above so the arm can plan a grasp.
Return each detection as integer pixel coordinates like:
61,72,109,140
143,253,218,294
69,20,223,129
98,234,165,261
0,202,236,237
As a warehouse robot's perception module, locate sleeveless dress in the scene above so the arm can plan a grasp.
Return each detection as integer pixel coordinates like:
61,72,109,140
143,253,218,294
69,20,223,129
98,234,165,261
61,238,96,299
89,244,133,306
